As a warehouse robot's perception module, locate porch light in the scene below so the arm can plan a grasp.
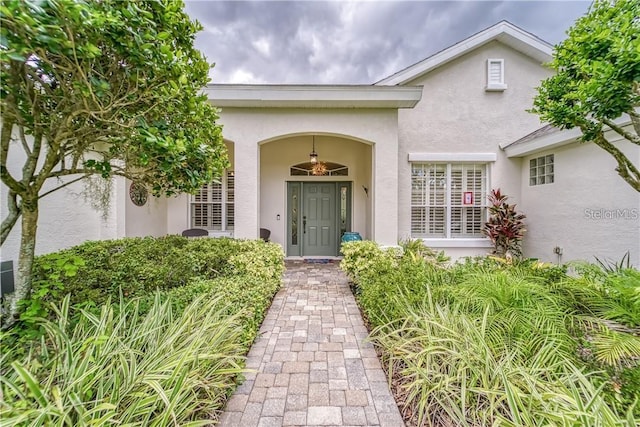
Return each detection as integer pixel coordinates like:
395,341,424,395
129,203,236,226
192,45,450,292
310,135,318,164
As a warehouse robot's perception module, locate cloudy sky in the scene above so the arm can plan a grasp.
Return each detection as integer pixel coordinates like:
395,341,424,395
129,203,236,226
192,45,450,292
184,0,591,85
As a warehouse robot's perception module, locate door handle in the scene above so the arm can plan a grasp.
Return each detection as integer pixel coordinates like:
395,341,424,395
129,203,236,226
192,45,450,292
303,216,307,234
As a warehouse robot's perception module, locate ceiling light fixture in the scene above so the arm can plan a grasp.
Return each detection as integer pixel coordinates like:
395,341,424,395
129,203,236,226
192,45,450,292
309,135,318,164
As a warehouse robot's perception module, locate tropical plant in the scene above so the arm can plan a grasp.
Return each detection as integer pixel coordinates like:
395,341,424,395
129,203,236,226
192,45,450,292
342,246,640,424
595,251,633,273
0,0,228,326
400,238,450,266
371,296,632,427
0,293,246,425
483,189,527,259
531,0,640,192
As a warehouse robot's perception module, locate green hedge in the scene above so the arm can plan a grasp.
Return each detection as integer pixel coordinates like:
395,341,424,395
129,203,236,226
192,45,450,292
340,240,640,425
20,237,282,324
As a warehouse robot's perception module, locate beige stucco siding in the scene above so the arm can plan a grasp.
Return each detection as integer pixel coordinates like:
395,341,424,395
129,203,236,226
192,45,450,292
166,108,400,249
519,141,640,266
396,41,554,248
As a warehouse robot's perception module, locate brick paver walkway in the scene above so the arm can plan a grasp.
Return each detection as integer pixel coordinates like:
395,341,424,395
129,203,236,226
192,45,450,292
218,260,405,427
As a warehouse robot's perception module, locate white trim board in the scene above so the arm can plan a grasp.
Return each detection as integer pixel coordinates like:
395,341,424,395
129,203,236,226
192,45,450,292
421,238,493,248
204,84,423,109
408,153,497,162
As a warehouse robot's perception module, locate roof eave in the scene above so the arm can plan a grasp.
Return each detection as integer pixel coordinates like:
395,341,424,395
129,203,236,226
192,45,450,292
503,116,633,157
502,127,582,157
204,84,423,108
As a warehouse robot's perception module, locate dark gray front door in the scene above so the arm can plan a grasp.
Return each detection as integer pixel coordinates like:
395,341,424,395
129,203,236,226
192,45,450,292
303,183,336,256
287,182,351,257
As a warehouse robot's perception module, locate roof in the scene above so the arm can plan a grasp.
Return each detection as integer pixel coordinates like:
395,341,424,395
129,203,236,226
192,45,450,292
502,116,632,157
376,21,553,86
502,124,561,149
204,84,423,109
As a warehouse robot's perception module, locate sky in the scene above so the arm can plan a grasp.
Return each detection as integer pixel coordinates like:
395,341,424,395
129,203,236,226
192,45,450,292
183,0,592,85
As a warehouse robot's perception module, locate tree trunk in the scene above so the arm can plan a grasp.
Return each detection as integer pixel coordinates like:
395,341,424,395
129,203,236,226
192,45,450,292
2,198,38,329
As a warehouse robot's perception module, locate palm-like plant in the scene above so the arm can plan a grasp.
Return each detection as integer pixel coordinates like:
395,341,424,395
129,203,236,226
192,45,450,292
483,189,527,259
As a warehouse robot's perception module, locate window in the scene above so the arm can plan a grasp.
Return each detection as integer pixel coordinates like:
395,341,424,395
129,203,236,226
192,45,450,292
529,155,554,185
411,163,488,238
486,59,507,91
290,162,348,176
191,170,234,230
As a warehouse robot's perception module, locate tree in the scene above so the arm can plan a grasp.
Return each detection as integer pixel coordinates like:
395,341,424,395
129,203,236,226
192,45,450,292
531,0,640,192
0,0,228,326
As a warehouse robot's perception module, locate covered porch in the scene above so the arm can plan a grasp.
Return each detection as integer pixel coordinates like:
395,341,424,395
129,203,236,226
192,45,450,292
167,84,422,256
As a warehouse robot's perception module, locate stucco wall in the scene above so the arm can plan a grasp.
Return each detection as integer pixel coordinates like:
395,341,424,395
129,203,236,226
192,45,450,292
396,41,553,254
1,134,124,263
260,135,372,249
124,187,167,237
519,141,640,266
208,108,399,248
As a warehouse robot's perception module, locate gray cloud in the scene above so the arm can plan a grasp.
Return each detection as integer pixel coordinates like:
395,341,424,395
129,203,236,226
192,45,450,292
184,0,591,84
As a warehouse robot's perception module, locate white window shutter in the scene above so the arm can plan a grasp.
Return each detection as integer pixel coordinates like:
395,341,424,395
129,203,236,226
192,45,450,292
486,59,507,91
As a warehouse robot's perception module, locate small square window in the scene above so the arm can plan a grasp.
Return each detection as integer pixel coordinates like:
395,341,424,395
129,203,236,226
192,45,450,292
529,154,554,186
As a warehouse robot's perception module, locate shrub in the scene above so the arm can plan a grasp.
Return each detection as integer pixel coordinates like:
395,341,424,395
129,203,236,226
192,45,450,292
1,294,247,425
20,237,282,321
5,237,284,357
483,189,526,259
342,247,639,424
340,240,390,284
372,299,628,426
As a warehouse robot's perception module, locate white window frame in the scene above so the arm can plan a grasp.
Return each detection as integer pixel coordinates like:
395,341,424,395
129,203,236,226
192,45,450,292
410,162,491,246
486,58,507,91
529,154,554,186
190,170,234,233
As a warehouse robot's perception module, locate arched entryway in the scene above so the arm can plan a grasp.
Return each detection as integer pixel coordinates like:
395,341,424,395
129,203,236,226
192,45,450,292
260,134,372,257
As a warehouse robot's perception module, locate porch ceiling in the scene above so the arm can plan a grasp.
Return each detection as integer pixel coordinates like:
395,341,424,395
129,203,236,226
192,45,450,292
204,84,422,109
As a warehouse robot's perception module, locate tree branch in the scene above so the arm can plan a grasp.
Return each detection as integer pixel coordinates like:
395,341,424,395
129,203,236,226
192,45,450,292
629,109,640,136
602,118,640,145
21,126,42,185
592,131,640,192
0,120,25,193
1,191,21,246
39,175,90,199
18,124,31,157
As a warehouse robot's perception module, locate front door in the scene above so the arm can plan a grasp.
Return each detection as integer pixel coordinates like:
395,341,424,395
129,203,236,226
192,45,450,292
287,182,351,257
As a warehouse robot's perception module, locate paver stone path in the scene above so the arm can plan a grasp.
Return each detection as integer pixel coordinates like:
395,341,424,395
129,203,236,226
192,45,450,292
217,260,405,427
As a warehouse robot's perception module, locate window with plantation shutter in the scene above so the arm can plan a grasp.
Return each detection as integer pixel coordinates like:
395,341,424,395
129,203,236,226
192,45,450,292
486,59,507,91
411,163,487,238
191,170,234,230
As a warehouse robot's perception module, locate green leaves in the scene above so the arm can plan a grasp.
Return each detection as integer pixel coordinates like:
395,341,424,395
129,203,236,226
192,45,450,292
1,0,227,197
1,237,284,424
1,0,228,322
1,294,247,425
342,247,640,424
531,0,640,191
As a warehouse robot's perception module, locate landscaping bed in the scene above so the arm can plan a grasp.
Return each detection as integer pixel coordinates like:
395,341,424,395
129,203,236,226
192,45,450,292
341,241,640,426
0,236,284,425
